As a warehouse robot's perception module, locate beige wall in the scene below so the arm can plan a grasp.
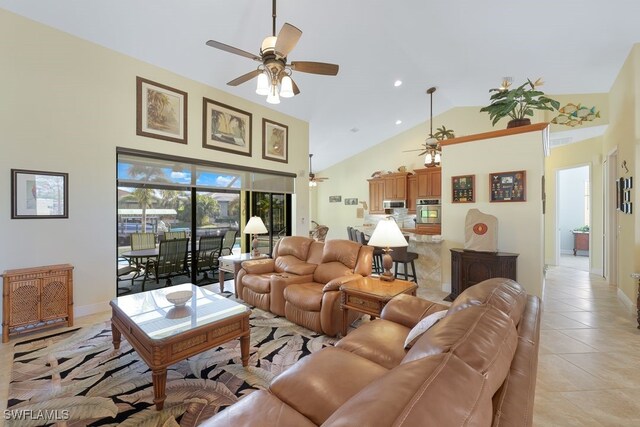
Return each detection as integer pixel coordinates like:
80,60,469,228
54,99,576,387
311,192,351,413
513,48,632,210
545,137,604,274
441,130,546,297
314,106,496,240
602,44,639,304
0,10,309,316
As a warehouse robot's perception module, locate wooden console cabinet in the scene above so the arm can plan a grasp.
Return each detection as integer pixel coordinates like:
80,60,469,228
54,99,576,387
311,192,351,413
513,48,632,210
2,264,74,342
448,249,518,301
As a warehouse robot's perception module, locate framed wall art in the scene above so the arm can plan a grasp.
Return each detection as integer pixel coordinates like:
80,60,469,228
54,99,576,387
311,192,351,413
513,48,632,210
136,77,187,144
344,198,358,205
452,174,475,203
203,98,252,157
262,119,288,163
329,196,342,203
489,170,526,202
11,169,68,219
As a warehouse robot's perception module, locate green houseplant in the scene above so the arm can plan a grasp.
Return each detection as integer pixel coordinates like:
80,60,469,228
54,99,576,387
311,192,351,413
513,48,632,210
480,78,560,128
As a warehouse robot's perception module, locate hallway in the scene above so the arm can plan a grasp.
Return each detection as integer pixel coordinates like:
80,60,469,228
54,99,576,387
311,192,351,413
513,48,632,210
534,265,640,425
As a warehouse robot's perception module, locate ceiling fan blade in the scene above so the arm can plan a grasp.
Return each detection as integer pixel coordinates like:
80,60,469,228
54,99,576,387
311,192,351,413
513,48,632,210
227,69,262,86
275,23,302,57
291,78,301,95
403,148,425,152
291,61,339,76
206,40,261,61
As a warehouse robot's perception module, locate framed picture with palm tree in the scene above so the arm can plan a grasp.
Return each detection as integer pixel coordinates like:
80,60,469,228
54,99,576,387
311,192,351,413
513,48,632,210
262,119,288,163
136,77,188,144
203,98,252,157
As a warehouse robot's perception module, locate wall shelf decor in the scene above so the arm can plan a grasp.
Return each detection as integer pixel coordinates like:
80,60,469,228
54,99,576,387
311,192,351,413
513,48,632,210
452,174,475,203
11,169,68,219
490,170,526,202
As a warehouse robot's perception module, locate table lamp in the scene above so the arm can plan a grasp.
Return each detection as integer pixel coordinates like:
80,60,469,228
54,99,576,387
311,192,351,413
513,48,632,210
367,217,408,281
244,216,268,257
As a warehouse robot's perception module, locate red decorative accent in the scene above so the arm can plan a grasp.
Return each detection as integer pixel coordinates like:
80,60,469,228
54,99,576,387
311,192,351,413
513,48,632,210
473,223,488,235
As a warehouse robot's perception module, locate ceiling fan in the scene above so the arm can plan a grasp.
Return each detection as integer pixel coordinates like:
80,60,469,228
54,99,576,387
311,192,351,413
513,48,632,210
308,154,328,187
404,87,442,167
205,0,339,104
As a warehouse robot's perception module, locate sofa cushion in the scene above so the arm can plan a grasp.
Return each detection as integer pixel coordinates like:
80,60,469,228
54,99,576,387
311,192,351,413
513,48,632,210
284,283,324,311
313,262,353,285
403,309,448,349
276,236,314,261
404,304,518,396
242,273,272,294
321,239,361,269
381,294,450,329
200,390,316,427
274,256,317,276
322,352,493,427
448,277,527,325
270,347,388,425
336,319,410,369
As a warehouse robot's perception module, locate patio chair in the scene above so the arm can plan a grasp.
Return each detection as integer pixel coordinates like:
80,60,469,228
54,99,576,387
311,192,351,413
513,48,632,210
142,237,189,290
131,232,156,250
220,230,238,256
163,231,187,240
195,235,224,283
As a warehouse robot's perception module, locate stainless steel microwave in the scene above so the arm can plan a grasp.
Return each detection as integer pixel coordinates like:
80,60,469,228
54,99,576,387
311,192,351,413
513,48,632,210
382,200,406,209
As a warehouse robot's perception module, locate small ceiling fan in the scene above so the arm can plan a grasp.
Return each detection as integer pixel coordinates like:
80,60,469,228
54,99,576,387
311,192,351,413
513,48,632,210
206,0,339,104
308,154,328,187
404,87,442,167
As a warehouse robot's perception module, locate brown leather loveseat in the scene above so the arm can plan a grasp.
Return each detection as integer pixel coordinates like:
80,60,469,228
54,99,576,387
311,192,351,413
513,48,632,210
237,236,373,336
203,278,541,426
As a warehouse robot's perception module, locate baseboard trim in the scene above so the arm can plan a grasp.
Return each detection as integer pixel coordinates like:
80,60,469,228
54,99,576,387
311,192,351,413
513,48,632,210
560,249,574,255
590,268,603,276
617,288,635,313
74,301,110,319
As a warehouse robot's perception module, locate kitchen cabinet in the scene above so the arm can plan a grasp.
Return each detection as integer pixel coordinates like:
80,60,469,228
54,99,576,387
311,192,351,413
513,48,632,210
415,167,442,198
407,176,417,214
368,178,385,214
415,224,441,235
383,173,409,200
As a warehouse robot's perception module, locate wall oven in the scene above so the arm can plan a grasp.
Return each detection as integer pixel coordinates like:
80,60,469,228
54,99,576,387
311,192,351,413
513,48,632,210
416,199,441,224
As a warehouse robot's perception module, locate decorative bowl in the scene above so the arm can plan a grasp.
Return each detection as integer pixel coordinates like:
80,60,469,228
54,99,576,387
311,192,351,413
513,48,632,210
165,290,192,307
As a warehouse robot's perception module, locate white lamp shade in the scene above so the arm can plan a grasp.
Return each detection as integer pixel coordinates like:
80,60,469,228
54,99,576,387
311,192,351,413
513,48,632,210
367,218,408,248
434,152,441,164
256,72,270,95
425,152,433,165
266,88,280,104
280,75,295,98
244,216,268,234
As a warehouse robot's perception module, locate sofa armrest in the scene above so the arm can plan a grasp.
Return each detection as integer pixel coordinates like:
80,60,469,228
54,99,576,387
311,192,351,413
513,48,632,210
241,259,276,274
322,274,363,292
380,294,449,329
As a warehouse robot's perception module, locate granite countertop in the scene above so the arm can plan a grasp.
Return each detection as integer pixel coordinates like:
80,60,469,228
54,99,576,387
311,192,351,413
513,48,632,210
356,226,443,244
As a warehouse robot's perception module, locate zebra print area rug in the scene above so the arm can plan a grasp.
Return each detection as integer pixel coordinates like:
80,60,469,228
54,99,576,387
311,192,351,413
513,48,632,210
8,308,337,426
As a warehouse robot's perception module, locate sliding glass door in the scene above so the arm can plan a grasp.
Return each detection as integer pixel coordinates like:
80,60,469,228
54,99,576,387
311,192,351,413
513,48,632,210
248,192,291,254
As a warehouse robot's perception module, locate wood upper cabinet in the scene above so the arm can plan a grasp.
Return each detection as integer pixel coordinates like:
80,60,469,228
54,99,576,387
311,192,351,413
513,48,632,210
407,176,417,214
383,173,408,200
368,178,385,214
415,167,442,198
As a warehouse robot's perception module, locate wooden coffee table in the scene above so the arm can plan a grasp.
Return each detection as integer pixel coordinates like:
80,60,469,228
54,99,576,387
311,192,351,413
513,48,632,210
110,283,251,410
340,276,417,336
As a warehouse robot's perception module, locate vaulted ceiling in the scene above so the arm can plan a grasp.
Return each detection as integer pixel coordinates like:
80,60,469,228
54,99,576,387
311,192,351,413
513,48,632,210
2,0,640,170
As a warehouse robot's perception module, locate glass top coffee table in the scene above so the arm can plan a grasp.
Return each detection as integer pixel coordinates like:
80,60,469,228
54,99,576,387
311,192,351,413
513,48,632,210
110,283,251,410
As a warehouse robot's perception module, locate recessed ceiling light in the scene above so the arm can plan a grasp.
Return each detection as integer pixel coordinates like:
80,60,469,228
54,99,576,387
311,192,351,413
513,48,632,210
395,120,402,125
394,80,403,87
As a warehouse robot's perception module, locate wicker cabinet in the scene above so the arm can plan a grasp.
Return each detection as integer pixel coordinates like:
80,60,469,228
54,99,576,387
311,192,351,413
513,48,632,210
2,264,74,342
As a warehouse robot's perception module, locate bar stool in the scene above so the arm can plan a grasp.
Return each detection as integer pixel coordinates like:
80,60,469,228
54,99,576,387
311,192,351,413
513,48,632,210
357,230,383,274
391,246,418,283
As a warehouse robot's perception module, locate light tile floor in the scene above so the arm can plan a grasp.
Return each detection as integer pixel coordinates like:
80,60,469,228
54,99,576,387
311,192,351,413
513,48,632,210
0,269,637,425
534,265,640,426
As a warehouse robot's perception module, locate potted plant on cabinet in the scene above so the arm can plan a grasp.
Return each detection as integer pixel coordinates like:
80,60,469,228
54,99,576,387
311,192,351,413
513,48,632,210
480,78,560,128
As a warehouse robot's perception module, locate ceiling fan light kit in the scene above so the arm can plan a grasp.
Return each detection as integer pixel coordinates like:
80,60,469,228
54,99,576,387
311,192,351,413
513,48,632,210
308,153,328,186
422,87,442,168
206,0,339,104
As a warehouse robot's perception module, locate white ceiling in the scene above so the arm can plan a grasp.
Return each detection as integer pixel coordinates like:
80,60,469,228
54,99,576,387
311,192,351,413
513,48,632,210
2,0,639,170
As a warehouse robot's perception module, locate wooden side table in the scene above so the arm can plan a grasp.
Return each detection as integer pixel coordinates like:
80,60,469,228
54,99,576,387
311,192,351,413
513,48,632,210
571,231,589,256
340,276,417,336
218,253,269,294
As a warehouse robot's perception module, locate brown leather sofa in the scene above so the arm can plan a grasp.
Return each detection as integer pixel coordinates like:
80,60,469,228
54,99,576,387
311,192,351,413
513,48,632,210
237,236,373,336
202,278,541,426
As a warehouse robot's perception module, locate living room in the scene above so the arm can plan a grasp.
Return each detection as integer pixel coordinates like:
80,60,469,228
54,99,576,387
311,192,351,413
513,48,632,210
1,2,639,425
